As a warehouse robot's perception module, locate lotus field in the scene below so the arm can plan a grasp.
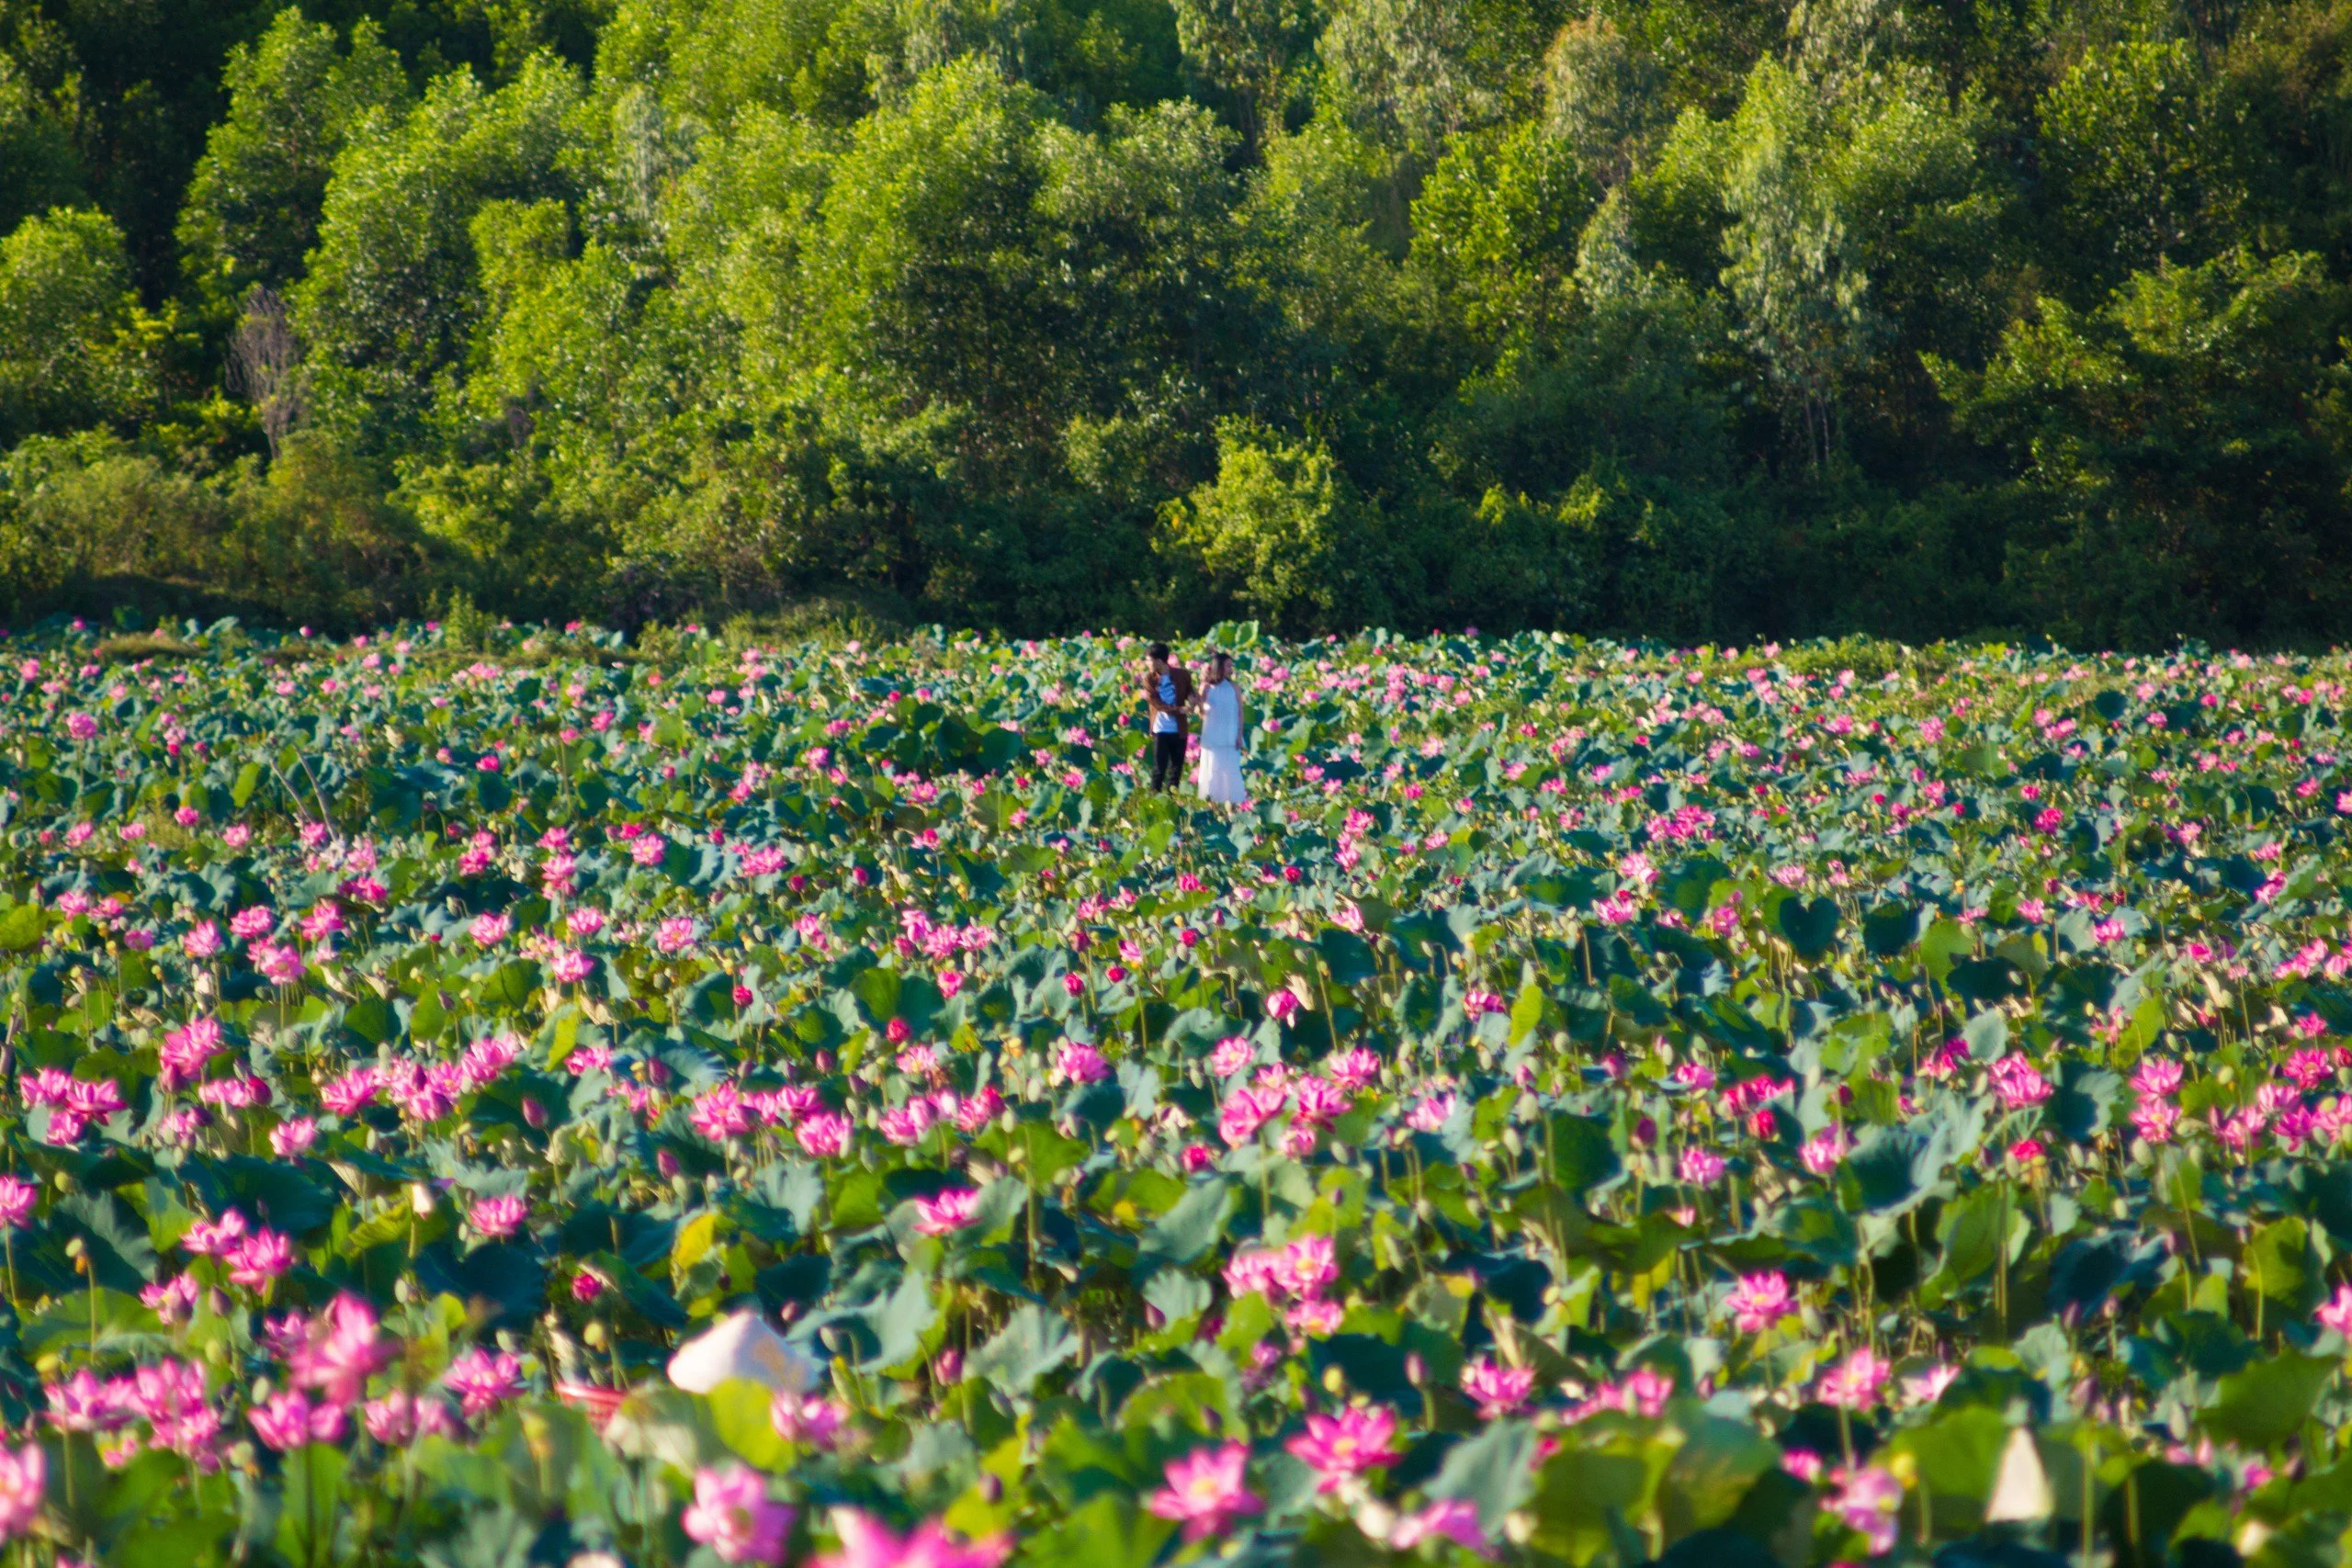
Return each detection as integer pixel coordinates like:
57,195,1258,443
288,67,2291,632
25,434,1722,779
10,623,2352,1568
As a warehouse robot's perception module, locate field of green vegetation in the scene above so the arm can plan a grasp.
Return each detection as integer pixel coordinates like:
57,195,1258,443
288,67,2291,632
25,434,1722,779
2,618,2352,1565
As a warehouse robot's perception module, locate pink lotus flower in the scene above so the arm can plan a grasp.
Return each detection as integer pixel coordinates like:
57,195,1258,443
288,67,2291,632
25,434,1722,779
223,1228,294,1289
876,1103,938,1150
1828,1465,1904,1554
2318,1282,2352,1337
159,1018,224,1089
469,1194,528,1239
1578,1367,1675,1419
1278,1234,1338,1296
1146,1442,1261,1540
2132,1100,2179,1145
1904,1363,1960,1405
0,1177,38,1229
1989,1055,2052,1109
797,1111,854,1158
1816,1347,1891,1411
1799,1128,1848,1176
1389,1498,1488,1552
912,1188,982,1236
1460,1358,1534,1419
1218,1086,1287,1146
695,1084,757,1142
250,1389,346,1451
812,1509,1010,1568
444,1348,523,1418
270,1116,320,1156
45,1368,127,1432
362,1390,456,1444
1726,1271,1797,1334
253,941,306,986
1287,1295,1346,1336
1225,1248,1284,1300
1406,1092,1459,1133
1293,1076,1351,1125
1203,1036,1254,1082
681,1463,794,1564
286,1293,398,1404
1052,1041,1109,1084
771,1392,846,1448
1678,1146,1727,1185
1283,1405,1402,1490
0,1442,44,1540
320,1066,383,1115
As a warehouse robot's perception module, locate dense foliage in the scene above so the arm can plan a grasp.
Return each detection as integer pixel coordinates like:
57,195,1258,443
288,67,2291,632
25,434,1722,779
6,0,2352,643
6,618,2352,1564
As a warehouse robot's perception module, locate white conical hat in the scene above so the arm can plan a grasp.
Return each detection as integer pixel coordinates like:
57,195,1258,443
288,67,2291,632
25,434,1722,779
666,1310,819,1393
1984,1427,2053,1523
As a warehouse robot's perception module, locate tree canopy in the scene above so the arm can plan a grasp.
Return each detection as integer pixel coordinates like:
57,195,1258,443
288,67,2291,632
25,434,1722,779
5,0,2352,645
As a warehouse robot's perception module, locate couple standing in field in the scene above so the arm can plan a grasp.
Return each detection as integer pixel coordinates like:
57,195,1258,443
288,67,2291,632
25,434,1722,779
1141,642,1249,807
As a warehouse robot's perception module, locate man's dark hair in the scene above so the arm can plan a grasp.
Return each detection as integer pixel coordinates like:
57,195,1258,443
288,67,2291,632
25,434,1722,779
1148,642,1170,660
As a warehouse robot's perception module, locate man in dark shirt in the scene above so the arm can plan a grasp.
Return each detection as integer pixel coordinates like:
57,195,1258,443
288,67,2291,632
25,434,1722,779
1141,643,1193,792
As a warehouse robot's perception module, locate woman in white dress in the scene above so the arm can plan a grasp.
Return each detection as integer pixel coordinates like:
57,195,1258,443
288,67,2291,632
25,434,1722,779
1194,652,1249,807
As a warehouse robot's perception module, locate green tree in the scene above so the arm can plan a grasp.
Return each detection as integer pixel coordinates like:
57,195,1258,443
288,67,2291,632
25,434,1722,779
0,209,159,444
1319,0,1562,154
0,57,82,236
599,0,897,129
1407,118,1594,347
291,53,584,447
2040,39,2252,296
178,8,410,319
1170,0,1317,152
1938,250,2352,647
797,60,1055,464
1665,56,2006,466
1164,418,1403,635
1542,17,1669,186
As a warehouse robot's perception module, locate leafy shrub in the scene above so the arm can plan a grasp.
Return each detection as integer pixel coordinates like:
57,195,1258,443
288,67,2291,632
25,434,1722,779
0,432,430,629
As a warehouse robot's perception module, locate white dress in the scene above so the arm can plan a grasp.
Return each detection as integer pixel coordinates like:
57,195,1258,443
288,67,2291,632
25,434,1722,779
1195,682,1247,805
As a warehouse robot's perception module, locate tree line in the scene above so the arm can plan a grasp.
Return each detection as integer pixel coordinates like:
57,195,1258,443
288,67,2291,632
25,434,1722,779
3,0,2350,646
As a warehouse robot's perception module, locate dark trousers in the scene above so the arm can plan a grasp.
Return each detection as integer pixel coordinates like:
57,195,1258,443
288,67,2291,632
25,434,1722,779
1150,731,1185,790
